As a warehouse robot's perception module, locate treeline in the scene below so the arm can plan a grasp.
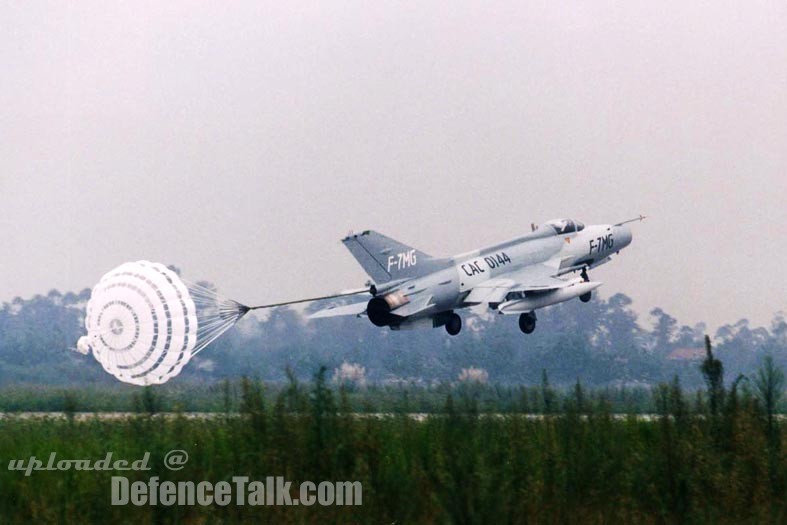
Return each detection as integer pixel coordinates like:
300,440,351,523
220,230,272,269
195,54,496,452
0,368,785,415
0,345,784,524
0,380,656,414
0,287,786,387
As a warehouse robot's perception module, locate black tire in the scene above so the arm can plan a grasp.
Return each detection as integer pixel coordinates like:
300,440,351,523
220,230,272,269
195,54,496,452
579,292,592,303
445,313,462,336
518,313,536,334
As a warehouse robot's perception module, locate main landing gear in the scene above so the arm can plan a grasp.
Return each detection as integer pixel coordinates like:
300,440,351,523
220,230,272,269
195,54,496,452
445,313,462,336
519,312,537,334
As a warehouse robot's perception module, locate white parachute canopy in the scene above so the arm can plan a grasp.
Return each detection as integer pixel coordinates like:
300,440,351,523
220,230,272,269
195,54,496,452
81,261,249,386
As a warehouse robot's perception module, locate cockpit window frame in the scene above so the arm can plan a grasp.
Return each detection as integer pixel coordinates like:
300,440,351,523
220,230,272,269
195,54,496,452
545,219,578,235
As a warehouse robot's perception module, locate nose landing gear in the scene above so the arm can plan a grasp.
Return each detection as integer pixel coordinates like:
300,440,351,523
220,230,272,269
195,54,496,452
518,312,537,334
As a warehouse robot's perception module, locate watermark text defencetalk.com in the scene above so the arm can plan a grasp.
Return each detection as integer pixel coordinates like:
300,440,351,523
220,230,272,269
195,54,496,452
112,476,362,506
8,452,150,477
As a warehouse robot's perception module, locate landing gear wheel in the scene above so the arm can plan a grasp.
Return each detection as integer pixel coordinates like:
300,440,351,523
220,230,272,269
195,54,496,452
518,312,536,334
445,313,462,336
579,292,592,303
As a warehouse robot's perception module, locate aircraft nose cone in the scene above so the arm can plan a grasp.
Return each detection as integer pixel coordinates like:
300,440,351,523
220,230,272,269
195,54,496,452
614,225,632,250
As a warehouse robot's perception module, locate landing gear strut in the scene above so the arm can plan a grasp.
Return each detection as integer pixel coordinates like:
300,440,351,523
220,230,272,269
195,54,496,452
445,313,462,336
579,267,592,303
518,312,537,334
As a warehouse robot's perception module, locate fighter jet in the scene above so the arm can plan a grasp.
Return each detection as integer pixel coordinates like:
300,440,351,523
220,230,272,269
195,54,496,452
278,217,642,335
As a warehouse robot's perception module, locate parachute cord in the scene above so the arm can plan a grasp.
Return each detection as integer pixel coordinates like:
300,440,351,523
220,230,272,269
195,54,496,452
246,287,371,311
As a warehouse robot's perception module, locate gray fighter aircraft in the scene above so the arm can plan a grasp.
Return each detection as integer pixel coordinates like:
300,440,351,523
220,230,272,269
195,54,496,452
297,216,642,335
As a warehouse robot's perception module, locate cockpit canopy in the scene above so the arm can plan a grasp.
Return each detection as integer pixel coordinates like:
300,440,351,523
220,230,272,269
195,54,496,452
543,218,585,234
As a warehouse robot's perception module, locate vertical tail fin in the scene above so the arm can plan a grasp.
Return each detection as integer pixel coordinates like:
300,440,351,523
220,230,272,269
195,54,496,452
342,230,446,284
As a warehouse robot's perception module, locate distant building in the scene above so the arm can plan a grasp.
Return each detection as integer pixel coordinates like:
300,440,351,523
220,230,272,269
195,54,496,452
667,347,706,361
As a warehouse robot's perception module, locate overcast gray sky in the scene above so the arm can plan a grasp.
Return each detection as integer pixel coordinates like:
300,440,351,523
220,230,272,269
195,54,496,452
1,1,785,330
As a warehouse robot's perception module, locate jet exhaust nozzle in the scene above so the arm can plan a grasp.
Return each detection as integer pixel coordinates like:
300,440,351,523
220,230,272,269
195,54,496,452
366,291,409,327
366,297,393,326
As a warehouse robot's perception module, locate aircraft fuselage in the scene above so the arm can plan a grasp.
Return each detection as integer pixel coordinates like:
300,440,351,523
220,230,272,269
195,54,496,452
316,217,639,335
381,222,632,329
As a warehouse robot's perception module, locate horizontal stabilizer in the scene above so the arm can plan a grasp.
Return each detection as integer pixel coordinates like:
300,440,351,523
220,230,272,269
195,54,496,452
310,301,368,319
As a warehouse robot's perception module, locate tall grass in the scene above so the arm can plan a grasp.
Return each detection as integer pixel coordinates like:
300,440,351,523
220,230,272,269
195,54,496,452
0,374,783,524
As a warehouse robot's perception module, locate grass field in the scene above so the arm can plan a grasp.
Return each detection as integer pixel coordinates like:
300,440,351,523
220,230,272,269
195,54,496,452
0,374,784,524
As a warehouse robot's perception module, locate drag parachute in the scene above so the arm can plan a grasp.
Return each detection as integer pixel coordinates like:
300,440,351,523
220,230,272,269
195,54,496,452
80,261,249,386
